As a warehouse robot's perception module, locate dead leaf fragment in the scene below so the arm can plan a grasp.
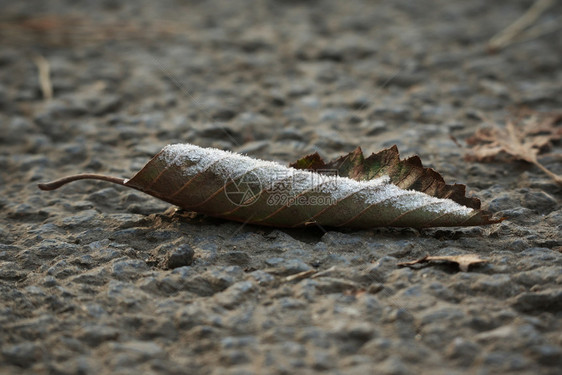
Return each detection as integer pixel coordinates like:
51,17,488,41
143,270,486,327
291,145,481,209
398,254,487,272
466,112,562,186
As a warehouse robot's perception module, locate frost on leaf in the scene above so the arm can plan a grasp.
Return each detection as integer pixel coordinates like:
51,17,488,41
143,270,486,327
290,145,482,209
39,143,501,229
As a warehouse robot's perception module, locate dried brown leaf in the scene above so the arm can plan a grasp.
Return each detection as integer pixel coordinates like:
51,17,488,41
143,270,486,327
38,143,501,228
466,112,562,185
398,254,487,272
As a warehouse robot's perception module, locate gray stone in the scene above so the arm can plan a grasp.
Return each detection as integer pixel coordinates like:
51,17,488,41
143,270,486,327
361,256,398,284
333,321,376,343
80,303,107,318
110,258,149,279
105,341,166,367
312,277,360,294
445,337,480,367
362,120,387,136
106,280,149,306
222,251,252,268
276,297,307,311
247,270,275,286
219,350,250,366
512,289,562,313
164,244,195,269
197,124,240,141
287,84,312,97
311,350,335,370
385,308,417,339
1,342,44,368
480,350,532,372
185,266,245,296
522,190,558,213
471,274,520,298
61,209,100,228
213,280,258,309
529,344,562,366
220,336,258,350
175,303,221,330
265,257,312,276
275,128,304,142
50,355,101,375
91,94,121,116
500,207,535,222
489,194,517,212
475,324,540,347
375,355,412,375
78,324,120,347
40,99,88,119
513,267,561,287
320,108,349,123
0,261,26,281
370,106,411,121
87,187,120,204
45,259,80,279
41,276,57,287
420,306,466,326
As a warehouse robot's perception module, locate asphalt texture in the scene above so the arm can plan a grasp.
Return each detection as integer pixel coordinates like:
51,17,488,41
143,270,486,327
1,1,561,374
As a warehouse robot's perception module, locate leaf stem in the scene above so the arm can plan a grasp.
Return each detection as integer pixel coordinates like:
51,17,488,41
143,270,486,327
38,174,126,191
532,161,562,187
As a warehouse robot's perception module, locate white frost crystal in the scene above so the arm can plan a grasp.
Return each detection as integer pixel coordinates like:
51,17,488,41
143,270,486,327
160,143,474,216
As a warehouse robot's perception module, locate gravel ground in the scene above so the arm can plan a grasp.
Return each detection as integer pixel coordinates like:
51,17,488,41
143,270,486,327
1,0,561,374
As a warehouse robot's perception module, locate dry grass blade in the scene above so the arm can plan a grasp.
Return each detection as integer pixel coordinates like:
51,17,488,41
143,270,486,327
310,266,338,279
33,55,53,100
466,112,562,186
488,0,556,52
284,269,316,282
398,254,487,272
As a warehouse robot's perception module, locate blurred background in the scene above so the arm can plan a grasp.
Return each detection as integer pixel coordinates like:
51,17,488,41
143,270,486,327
2,0,560,169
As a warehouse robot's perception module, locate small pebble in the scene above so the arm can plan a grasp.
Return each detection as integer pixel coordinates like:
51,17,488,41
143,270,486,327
164,244,195,269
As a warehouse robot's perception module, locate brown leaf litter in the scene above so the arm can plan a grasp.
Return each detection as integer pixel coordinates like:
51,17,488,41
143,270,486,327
398,254,487,272
465,111,562,186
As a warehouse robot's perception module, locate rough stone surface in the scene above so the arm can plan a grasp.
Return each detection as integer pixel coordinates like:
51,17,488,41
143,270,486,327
1,0,561,374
